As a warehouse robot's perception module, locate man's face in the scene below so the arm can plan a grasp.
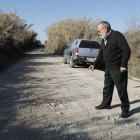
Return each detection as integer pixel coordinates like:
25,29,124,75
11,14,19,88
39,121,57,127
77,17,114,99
97,24,107,39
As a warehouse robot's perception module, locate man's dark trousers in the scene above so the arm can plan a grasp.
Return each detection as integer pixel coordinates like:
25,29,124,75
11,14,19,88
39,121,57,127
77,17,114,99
102,68,130,113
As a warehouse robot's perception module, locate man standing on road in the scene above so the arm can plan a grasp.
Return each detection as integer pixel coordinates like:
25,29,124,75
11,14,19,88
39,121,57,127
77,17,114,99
88,21,131,118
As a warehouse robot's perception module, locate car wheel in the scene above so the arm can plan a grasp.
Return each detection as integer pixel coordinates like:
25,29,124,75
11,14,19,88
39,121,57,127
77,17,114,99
63,55,67,64
69,56,75,68
83,62,88,67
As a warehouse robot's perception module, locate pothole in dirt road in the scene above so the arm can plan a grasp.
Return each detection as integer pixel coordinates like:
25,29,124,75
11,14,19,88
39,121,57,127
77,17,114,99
20,97,71,110
30,98,61,106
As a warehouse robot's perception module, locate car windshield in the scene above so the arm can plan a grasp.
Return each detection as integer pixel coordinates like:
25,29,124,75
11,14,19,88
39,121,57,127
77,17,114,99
79,40,100,49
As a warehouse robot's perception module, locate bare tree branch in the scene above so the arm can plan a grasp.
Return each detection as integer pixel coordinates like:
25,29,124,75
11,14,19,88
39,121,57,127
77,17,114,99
124,12,140,32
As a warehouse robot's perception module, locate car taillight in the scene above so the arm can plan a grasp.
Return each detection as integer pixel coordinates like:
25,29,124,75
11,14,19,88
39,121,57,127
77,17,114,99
75,48,79,57
75,48,78,53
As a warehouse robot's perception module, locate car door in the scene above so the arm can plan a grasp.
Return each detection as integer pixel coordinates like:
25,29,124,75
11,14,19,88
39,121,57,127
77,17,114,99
66,41,75,59
64,43,70,60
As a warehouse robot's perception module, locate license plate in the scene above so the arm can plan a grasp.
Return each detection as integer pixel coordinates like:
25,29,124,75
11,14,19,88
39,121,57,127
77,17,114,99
86,57,96,62
89,48,94,51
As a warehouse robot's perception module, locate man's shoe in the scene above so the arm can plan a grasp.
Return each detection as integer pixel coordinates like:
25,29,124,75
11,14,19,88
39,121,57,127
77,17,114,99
95,104,110,110
120,112,129,118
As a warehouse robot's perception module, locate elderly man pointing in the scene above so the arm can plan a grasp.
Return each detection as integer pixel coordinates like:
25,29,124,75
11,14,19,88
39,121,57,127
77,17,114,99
88,21,131,118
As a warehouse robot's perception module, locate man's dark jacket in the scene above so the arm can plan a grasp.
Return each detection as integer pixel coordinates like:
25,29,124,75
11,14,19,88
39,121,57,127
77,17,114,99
93,30,131,71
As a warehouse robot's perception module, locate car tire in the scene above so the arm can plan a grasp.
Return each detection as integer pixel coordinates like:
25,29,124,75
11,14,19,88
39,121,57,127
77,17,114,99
63,55,67,64
69,56,75,68
83,62,88,67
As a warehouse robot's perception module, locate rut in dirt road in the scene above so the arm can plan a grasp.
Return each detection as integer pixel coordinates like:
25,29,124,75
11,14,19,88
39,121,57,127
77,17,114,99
0,47,140,140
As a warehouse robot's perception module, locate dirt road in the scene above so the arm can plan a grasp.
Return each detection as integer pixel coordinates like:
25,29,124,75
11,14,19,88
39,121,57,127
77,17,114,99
0,47,140,140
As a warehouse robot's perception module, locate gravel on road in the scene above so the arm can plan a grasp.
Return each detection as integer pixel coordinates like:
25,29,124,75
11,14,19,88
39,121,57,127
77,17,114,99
0,47,140,140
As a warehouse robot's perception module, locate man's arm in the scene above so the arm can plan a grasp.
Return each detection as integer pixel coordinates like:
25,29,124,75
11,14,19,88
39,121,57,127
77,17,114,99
118,33,131,69
92,47,104,68
88,47,104,71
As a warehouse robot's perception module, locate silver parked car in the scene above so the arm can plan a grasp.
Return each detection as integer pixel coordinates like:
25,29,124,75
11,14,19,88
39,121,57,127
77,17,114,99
63,39,100,68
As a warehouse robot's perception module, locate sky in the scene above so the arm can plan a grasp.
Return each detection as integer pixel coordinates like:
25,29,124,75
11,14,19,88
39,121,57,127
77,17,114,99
1,0,140,43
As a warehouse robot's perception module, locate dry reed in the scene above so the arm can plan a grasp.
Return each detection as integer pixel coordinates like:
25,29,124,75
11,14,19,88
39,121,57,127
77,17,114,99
0,10,37,52
45,16,100,55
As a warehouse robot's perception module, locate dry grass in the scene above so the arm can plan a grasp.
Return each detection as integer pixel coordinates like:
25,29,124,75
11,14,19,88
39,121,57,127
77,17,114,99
45,16,100,55
128,57,140,78
123,30,140,58
13,30,38,51
123,30,140,78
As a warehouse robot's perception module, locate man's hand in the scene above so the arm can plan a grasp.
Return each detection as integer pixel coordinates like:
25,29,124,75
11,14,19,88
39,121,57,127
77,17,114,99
120,67,127,73
88,65,94,71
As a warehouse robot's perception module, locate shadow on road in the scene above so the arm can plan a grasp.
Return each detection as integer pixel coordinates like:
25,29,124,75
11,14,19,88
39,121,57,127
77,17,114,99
26,53,61,58
134,86,140,88
111,99,140,117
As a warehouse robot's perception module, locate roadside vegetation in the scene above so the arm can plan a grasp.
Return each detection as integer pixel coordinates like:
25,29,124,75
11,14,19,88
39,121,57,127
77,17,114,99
0,10,41,72
124,30,140,78
45,14,140,79
45,16,100,55
123,13,140,78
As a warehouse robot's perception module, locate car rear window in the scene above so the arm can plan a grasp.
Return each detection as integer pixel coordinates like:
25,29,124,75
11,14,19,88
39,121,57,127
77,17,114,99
74,41,78,45
79,40,100,49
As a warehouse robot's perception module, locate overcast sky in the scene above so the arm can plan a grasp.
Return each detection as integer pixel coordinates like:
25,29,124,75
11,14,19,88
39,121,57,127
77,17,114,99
1,0,140,43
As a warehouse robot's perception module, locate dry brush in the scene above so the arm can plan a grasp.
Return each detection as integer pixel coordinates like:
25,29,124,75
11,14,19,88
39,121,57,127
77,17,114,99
0,9,39,68
0,10,38,52
45,16,100,55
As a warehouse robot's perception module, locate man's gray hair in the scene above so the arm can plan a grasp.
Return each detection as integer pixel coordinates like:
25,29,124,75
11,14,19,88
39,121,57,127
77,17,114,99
98,21,111,29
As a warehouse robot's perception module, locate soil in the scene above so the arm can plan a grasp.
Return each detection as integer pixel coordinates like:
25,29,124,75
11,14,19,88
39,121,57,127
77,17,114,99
0,47,140,140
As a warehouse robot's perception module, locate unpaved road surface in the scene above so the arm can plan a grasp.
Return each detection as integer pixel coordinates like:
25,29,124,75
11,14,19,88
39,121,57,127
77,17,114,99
0,47,140,140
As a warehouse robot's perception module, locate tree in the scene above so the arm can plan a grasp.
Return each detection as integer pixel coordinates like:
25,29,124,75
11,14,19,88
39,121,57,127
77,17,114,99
124,12,140,32
35,40,41,45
